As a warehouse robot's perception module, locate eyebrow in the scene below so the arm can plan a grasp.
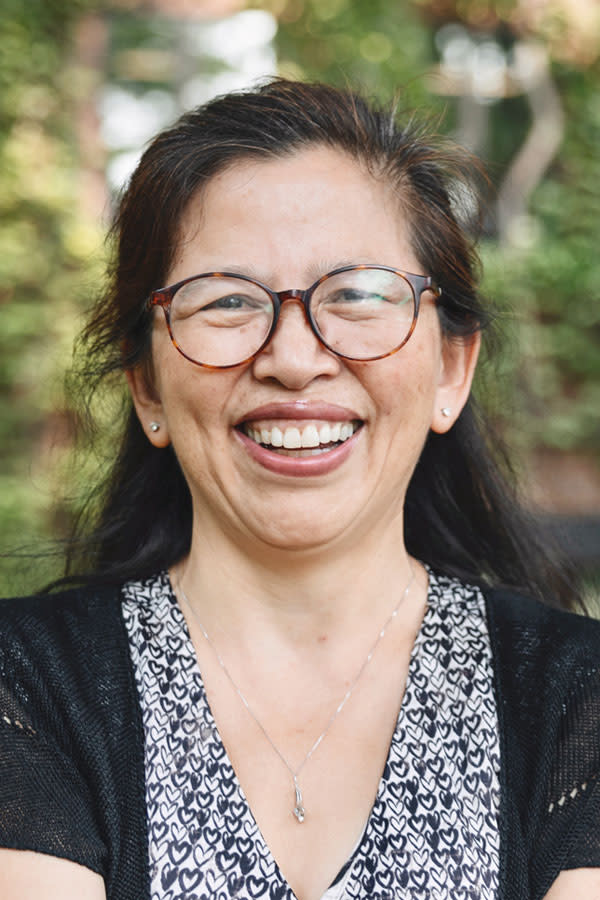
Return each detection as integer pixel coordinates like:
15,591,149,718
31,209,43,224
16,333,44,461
206,258,383,285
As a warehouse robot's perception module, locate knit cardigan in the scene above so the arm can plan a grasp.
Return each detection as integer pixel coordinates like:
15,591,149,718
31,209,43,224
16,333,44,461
0,583,599,900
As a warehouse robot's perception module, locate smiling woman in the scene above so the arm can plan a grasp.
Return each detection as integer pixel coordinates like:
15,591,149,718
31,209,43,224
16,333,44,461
0,80,599,900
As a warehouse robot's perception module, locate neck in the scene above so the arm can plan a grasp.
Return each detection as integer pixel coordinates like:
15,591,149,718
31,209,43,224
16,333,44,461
173,514,421,647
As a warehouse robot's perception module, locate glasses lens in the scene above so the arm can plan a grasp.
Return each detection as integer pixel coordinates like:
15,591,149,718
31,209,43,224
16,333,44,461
311,268,416,360
170,275,274,366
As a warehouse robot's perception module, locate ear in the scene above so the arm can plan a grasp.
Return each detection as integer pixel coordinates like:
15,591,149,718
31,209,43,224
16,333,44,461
430,331,481,434
126,366,171,448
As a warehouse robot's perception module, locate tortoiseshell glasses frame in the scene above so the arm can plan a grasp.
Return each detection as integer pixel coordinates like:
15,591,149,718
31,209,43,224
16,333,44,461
147,263,442,369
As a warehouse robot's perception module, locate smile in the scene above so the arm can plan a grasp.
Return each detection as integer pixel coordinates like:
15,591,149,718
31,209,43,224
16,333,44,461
239,421,362,457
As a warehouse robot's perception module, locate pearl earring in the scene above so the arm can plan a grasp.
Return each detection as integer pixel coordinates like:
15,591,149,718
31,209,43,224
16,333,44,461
441,408,452,418
150,422,161,432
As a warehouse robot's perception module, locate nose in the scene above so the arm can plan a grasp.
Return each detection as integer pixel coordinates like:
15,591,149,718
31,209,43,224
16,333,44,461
251,295,341,389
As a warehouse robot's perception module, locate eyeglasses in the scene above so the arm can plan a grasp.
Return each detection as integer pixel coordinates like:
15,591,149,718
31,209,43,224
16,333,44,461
148,264,441,369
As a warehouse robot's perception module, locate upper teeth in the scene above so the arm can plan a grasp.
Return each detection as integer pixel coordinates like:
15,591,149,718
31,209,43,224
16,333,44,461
244,421,358,449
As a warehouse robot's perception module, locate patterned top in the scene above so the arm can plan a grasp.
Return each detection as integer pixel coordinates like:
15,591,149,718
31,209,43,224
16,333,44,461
122,570,501,900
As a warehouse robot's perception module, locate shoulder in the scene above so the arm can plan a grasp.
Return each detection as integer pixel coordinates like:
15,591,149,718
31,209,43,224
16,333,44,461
483,586,600,677
483,586,600,732
0,582,124,670
0,582,130,733
0,581,122,622
0,580,144,827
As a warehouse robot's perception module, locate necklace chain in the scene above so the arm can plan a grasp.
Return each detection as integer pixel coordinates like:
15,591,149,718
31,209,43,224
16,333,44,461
178,566,415,824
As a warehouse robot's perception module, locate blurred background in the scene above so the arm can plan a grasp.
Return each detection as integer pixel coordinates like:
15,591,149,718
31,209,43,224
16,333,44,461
1,0,599,595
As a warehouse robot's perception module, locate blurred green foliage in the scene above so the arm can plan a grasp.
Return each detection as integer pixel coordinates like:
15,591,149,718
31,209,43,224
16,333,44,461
274,0,439,106
1,0,599,594
479,63,600,452
0,0,106,591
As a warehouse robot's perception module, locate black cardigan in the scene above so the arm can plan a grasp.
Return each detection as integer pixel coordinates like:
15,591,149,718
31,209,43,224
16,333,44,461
0,583,599,900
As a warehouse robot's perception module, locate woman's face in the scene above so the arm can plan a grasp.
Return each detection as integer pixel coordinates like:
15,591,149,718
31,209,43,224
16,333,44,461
129,146,479,555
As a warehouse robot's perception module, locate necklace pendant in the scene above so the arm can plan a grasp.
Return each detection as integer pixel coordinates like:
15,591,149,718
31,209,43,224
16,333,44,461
293,779,305,823
293,802,305,823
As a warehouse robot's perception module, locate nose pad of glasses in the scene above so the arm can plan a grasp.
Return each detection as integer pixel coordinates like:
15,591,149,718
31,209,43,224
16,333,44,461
273,290,320,337
278,289,305,303
259,289,330,360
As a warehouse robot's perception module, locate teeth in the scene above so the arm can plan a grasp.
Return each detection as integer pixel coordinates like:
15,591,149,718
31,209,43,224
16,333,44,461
243,420,360,450
301,425,320,448
283,427,301,449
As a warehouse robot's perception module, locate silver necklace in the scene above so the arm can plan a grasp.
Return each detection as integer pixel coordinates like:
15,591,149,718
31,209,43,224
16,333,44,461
178,566,415,824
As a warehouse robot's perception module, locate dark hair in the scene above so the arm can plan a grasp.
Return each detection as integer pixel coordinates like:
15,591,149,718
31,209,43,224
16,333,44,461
62,78,578,608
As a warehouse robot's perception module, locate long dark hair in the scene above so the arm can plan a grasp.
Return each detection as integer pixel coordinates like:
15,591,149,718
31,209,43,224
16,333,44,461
61,78,578,608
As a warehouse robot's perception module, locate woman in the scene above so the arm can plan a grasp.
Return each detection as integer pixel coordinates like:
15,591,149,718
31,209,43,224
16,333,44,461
1,80,599,900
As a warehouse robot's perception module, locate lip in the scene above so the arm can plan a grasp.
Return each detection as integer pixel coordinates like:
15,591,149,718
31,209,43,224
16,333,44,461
235,425,362,476
236,401,361,425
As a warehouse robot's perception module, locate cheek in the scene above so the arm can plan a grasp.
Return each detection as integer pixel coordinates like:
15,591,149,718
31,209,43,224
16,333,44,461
153,357,233,439
363,346,439,423
151,324,226,414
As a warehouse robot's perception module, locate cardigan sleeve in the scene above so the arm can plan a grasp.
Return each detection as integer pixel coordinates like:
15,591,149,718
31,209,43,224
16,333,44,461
539,662,600,872
0,678,107,872
486,589,600,900
0,595,107,873
0,586,150,900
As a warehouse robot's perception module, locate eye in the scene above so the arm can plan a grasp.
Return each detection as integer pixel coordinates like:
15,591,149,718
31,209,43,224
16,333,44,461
326,288,389,305
204,293,263,310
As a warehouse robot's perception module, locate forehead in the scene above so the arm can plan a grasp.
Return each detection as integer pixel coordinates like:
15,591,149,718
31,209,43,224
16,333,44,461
170,146,418,282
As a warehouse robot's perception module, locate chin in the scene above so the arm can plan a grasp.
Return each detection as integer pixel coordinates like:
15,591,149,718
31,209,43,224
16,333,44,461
242,509,357,556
